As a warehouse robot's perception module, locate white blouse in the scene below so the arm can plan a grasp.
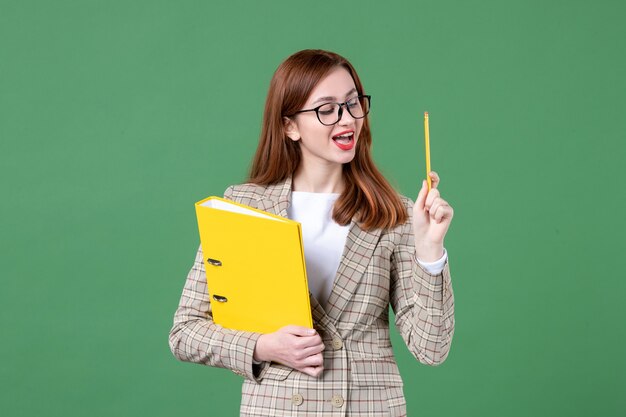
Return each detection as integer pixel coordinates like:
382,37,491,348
287,192,348,308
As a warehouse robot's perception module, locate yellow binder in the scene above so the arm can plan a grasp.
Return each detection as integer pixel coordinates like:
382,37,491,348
195,196,313,334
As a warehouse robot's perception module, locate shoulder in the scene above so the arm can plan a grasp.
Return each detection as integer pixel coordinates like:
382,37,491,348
395,193,415,224
397,194,415,212
384,193,414,244
223,182,269,205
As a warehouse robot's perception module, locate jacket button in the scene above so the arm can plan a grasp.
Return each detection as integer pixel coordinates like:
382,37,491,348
331,337,343,350
292,393,304,406
331,394,344,408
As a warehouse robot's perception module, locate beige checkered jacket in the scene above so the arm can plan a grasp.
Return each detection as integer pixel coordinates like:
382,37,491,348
169,177,455,416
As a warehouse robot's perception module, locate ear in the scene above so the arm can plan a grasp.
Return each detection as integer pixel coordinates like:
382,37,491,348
283,117,301,142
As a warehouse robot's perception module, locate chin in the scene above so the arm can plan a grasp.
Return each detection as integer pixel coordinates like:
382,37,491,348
337,152,356,165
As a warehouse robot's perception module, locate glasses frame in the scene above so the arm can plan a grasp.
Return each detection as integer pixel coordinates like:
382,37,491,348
291,95,371,126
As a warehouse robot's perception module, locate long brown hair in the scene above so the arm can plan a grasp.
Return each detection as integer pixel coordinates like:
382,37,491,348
248,49,407,230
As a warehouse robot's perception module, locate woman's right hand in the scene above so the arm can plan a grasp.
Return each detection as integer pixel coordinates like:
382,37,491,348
253,325,325,377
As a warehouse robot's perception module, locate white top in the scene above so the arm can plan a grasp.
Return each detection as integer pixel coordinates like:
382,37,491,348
288,192,349,308
287,191,448,309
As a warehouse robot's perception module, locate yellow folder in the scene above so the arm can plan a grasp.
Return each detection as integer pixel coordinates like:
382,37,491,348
195,196,313,334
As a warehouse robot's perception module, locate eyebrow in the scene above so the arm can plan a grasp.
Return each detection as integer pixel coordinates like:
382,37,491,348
311,88,358,105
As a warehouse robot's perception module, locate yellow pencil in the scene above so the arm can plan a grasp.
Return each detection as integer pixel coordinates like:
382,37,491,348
424,111,431,191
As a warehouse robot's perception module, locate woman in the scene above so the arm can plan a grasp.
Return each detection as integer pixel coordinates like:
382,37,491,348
169,49,455,416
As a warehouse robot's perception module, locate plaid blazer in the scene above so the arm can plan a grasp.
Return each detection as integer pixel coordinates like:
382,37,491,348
169,177,455,416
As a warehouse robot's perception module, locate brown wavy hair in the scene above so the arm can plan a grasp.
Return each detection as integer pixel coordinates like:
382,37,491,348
248,49,407,231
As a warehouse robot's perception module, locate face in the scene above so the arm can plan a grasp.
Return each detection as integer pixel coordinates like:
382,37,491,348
284,67,364,167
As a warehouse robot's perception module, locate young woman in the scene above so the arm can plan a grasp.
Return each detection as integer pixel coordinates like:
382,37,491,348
169,49,455,416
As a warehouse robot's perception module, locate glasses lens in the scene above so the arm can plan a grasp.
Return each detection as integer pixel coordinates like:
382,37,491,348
346,97,364,119
317,103,340,125
361,96,370,115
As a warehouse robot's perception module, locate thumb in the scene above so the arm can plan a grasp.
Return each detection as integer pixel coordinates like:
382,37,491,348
280,325,316,336
414,180,428,211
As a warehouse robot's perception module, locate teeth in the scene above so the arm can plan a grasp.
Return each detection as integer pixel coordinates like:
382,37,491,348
334,132,353,139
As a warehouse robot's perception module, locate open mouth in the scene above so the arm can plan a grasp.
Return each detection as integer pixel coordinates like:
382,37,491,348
332,131,355,151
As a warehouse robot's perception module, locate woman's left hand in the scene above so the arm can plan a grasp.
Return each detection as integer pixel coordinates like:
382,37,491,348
412,171,454,262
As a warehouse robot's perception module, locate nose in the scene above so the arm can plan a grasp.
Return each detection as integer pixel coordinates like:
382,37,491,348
337,104,356,125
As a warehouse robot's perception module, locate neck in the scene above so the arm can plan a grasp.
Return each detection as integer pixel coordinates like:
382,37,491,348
292,160,344,193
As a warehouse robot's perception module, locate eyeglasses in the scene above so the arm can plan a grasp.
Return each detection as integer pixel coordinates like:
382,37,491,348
292,95,371,126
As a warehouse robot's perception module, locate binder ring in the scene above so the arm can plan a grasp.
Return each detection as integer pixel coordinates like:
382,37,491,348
207,258,222,266
212,295,228,303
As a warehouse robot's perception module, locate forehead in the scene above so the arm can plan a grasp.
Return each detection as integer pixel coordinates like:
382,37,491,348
306,67,357,104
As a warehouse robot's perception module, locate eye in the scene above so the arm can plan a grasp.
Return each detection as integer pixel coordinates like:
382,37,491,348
347,97,360,108
318,103,336,116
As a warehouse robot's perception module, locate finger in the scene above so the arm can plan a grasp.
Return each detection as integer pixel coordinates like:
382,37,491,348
424,188,440,211
432,205,453,224
281,325,316,337
300,342,325,358
299,352,324,368
301,365,324,378
414,180,428,210
295,334,323,349
428,198,444,219
294,343,324,361
429,171,440,189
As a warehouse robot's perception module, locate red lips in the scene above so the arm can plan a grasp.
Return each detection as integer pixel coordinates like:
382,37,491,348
332,130,355,151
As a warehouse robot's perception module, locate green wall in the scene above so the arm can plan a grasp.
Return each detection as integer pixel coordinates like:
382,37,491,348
1,1,624,416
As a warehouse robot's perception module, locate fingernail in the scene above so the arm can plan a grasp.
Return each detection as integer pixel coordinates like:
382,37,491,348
308,329,316,335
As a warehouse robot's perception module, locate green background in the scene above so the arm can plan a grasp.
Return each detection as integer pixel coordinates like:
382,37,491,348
2,0,625,416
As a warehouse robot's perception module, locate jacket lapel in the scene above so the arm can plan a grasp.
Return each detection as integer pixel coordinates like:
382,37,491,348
323,220,382,324
308,295,335,331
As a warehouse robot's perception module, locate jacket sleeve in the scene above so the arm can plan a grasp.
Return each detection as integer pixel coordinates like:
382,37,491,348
389,203,455,366
168,244,270,381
